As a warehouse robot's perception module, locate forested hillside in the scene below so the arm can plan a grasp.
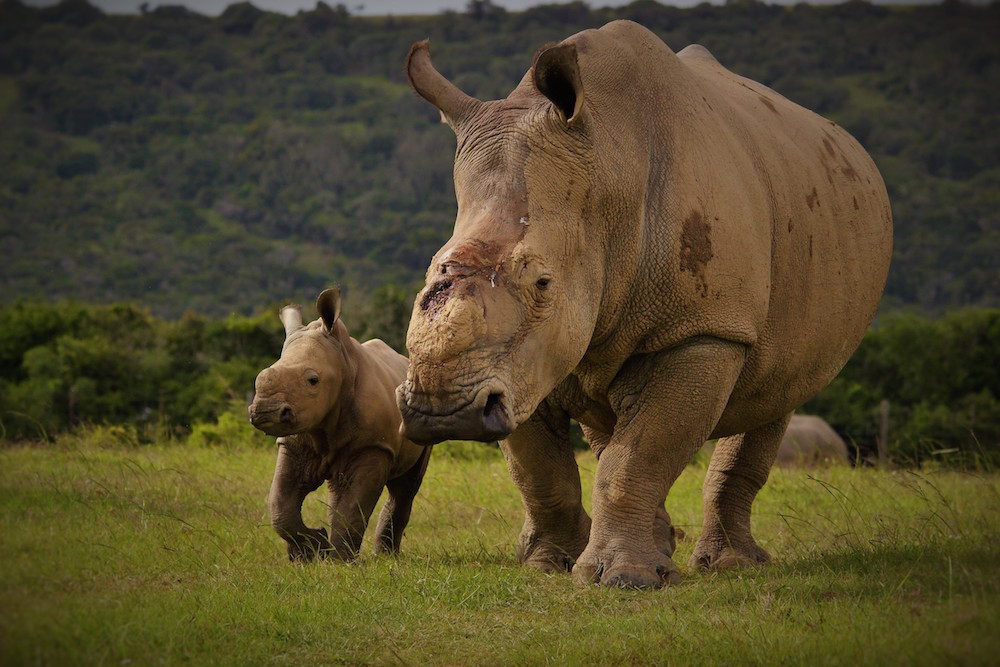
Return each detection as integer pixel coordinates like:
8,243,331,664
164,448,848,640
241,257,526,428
1,0,998,317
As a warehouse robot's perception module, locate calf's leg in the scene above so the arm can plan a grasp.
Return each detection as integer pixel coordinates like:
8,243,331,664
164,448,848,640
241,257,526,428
268,440,330,561
374,446,432,553
325,449,391,559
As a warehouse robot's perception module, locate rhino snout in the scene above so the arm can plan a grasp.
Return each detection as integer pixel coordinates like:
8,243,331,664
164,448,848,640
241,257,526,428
397,384,513,445
248,398,298,436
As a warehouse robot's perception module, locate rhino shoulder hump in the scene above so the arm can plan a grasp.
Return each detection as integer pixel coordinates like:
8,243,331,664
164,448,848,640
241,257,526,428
677,44,720,65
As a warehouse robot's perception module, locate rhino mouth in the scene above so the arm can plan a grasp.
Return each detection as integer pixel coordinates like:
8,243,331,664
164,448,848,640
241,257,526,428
248,399,299,437
398,383,514,445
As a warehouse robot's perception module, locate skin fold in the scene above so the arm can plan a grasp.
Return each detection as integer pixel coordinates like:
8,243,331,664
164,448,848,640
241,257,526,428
397,20,892,588
249,288,430,561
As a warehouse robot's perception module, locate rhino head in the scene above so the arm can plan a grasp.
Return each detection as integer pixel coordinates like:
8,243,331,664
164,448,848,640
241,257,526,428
249,288,348,437
397,40,629,445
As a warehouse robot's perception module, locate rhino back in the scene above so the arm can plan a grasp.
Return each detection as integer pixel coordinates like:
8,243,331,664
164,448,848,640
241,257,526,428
675,45,891,433
557,22,890,434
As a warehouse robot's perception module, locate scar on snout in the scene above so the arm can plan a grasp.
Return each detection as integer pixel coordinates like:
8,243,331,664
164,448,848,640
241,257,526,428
420,279,453,312
680,211,713,297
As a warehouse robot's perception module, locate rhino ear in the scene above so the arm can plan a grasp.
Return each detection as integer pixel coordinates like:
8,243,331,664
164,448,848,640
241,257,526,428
533,42,583,124
406,40,483,132
316,287,342,332
279,305,303,340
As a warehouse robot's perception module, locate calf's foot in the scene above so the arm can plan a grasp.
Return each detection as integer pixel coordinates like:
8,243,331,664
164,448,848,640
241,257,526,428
286,527,331,562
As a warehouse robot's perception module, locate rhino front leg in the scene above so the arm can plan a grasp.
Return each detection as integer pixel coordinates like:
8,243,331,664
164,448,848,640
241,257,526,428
573,340,746,588
690,412,791,569
269,441,331,562
326,449,392,559
374,446,432,553
583,425,680,558
500,402,591,573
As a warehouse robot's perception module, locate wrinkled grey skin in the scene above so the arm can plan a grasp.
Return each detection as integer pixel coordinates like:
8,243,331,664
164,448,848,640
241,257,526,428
249,288,430,561
398,21,892,588
775,414,850,467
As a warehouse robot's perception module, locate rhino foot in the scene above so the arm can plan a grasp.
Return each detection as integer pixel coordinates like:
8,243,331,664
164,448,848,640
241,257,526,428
517,508,591,573
286,527,331,562
571,545,682,589
519,544,578,573
688,538,770,570
653,507,684,557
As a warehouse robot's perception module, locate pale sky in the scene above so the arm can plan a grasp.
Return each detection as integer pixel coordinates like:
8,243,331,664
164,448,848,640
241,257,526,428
19,0,949,17
25,0,638,15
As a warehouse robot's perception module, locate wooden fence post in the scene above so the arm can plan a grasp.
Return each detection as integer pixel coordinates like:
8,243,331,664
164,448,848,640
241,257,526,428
878,399,890,467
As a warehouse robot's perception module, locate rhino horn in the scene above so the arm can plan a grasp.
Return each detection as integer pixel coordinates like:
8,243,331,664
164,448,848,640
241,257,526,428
406,40,482,131
532,42,584,124
317,287,342,333
279,305,303,339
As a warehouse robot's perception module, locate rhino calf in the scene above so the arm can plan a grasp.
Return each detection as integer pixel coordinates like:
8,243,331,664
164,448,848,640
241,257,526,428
248,288,430,561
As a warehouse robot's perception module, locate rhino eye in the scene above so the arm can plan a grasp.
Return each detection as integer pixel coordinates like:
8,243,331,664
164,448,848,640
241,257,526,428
536,277,551,290
307,374,319,386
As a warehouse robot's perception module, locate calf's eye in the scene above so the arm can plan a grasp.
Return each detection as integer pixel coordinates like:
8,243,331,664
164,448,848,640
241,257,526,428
307,375,319,386
536,277,551,290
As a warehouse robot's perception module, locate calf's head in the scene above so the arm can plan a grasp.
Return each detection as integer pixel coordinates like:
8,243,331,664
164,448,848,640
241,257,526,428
249,288,348,437
398,40,621,444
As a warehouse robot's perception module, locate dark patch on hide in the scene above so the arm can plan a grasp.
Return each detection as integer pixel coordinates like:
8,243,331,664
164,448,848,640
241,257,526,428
809,234,814,260
823,138,836,157
680,211,714,297
758,95,778,114
840,157,858,181
853,196,859,210
787,218,793,233
806,187,820,211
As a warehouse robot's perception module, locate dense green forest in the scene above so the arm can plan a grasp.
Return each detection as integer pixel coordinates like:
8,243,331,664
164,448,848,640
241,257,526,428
1,1,998,462
0,0,997,317
1,299,997,464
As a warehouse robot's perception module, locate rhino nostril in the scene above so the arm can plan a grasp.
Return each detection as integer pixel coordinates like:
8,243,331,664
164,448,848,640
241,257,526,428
280,406,294,423
482,393,508,434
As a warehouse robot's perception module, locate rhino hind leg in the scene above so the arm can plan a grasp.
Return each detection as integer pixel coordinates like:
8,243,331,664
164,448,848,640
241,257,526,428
374,446,432,553
500,404,591,573
690,412,792,570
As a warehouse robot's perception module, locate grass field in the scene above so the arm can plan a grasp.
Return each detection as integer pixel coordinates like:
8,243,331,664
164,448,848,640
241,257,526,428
1,432,998,666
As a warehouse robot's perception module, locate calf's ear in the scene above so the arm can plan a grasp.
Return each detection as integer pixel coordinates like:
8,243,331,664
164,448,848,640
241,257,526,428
317,287,342,332
532,42,583,124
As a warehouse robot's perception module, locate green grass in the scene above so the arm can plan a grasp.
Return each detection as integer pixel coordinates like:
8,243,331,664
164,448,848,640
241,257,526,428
0,76,18,114
1,433,998,665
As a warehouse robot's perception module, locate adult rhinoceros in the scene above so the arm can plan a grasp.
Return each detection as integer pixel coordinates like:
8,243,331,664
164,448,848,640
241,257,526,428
397,20,892,588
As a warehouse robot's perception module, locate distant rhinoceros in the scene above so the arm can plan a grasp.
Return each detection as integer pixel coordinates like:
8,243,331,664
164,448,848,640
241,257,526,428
397,20,892,588
249,288,430,561
776,414,850,467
